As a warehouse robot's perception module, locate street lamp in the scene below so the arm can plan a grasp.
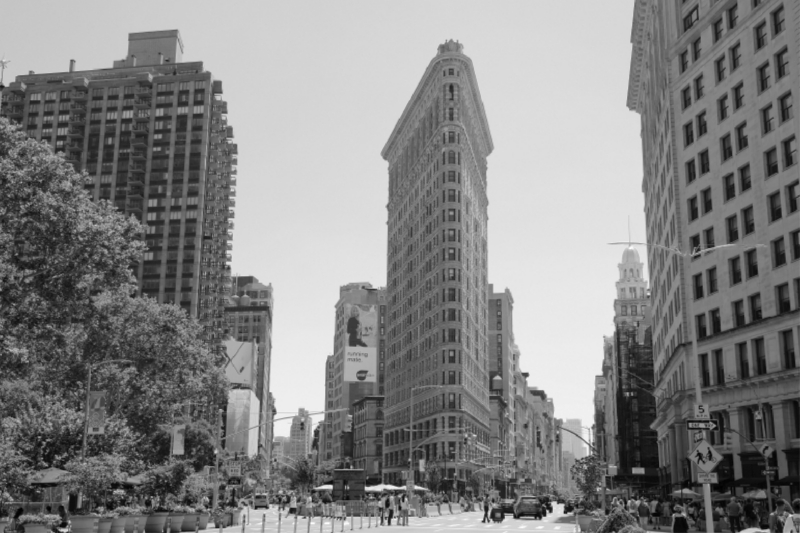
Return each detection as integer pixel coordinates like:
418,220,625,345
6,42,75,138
610,240,765,533
82,359,137,459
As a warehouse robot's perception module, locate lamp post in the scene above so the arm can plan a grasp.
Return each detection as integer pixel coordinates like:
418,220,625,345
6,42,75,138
82,359,137,459
610,241,765,533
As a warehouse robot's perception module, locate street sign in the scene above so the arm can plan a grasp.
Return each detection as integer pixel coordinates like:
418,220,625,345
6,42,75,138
687,419,718,431
406,479,414,491
632,467,645,475
227,476,242,486
697,472,718,484
687,440,723,473
763,466,778,472
694,404,710,419
759,444,774,458
228,465,242,476
693,431,704,443
762,470,777,476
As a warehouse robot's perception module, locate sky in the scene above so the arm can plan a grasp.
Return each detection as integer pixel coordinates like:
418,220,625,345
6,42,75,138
2,0,648,441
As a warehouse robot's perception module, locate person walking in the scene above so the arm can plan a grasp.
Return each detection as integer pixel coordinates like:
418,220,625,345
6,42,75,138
482,494,491,523
380,493,389,526
628,497,640,520
783,499,800,533
387,493,396,526
727,497,743,533
769,500,788,533
444,493,452,515
286,492,297,519
399,493,408,526
672,505,690,533
435,494,442,516
651,498,662,530
638,499,651,530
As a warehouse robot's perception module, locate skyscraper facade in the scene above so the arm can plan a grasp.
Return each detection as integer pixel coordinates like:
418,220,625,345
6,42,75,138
288,408,313,462
381,40,494,486
0,30,236,346
628,0,799,497
563,419,588,460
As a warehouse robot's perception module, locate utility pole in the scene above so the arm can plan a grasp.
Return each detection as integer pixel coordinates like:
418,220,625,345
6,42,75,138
213,408,223,509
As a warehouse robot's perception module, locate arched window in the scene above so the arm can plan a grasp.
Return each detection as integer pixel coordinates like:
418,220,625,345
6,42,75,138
449,84,455,100
448,131,455,144
448,151,456,164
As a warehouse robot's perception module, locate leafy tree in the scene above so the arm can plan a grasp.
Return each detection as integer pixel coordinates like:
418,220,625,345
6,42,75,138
569,455,603,503
63,454,124,510
468,472,483,496
140,460,194,508
182,473,211,506
283,457,315,492
424,460,442,492
0,440,32,514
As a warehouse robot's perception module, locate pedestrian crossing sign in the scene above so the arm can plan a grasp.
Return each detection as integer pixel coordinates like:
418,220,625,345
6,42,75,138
687,440,723,473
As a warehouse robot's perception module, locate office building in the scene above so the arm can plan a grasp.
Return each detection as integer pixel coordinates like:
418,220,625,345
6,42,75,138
562,419,588,460
288,408,313,463
319,282,387,463
488,285,520,467
380,39,494,487
0,30,237,346
628,0,799,498
352,395,385,485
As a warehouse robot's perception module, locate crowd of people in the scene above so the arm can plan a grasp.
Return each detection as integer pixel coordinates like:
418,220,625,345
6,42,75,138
604,495,800,533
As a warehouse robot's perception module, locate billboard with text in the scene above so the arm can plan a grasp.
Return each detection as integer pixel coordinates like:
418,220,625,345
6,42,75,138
344,303,377,383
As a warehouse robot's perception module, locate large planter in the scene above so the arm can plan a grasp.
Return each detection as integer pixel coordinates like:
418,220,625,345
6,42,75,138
180,514,198,532
214,514,232,528
197,514,209,531
98,518,114,533
165,514,184,533
145,512,169,533
576,515,594,532
110,516,127,533
124,515,146,533
72,516,101,533
22,525,50,533
231,510,242,526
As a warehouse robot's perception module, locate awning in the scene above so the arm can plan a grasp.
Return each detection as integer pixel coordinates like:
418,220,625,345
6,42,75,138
777,475,799,485
730,477,766,487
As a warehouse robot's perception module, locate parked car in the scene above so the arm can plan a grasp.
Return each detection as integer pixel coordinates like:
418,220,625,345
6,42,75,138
514,496,543,520
500,498,516,513
253,493,269,509
564,500,575,513
539,495,552,513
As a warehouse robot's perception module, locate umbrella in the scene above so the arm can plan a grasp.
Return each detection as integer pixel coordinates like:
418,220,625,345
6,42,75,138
672,489,701,498
29,467,71,486
383,484,403,491
364,485,384,493
412,485,429,492
742,490,767,500
123,473,147,487
711,492,732,501
313,484,333,491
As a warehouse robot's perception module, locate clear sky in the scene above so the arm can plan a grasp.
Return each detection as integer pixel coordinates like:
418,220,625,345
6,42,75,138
2,0,647,441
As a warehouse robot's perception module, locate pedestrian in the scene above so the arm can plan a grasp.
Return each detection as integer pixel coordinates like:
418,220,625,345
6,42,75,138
301,493,312,519
769,500,788,533
672,505,689,533
387,492,396,526
436,494,442,516
286,492,297,518
444,493,452,514
783,499,800,533
9,508,24,533
744,499,758,529
380,493,388,526
628,496,640,519
482,494,491,523
399,493,408,526
652,498,662,530
322,491,332,518
639,498,651,530
727,497,743,533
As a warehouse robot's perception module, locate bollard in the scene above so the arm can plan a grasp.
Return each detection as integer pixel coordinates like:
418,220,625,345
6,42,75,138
277,511,282,533
167,517,172,533
340,508,344,533
293,513,299,533
218,519,223,533
319,509,324,533
261,514,266,533
306,509,311,533
367,506,371,529
360,506,363,530
134,517,140,533
242,516,246,533
195,518,200,533
350,507,353,531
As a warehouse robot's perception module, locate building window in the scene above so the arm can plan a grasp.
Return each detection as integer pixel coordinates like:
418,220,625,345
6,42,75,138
700,353,710,387
697,111,708,136
693,273,704,300
700,150,710,174
688,196,699,221
723,173,736,201
733,300,745,327
754,338,767,375
684,123,695,147
733,83,744,110
768,191,783,222
737,342,750,379
772,236,789,268
684,7,699,31
691,234,702,256
726,214,739,242
758,63,771,92
775,283,790,312
710,308,721,334
742,205,755,234
730,42,742,70
788,181,799,213
694,75,704,100
716,56,727,82
792,230,800,261
721,134,733,161
745,249,759,278
772,6,785,35
729,256,742,285
727,4,738,28
687,160,697,183
692,38,702,61
762,104,775,134
704,227,715,249
682,87,692,110
754,24,770,54
708,267,718,294
680,50,689,73
776,48,790,79
783,136,797,168
696,314,708,339
736,122,748,151
765,148,779,176
718,94,729,121
749,292,762,321
781,329,796,369
739,164,752,191
779,92,793,122
701,188,713,214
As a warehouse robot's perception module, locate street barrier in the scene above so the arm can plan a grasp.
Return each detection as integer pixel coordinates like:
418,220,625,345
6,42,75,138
261,514,266,533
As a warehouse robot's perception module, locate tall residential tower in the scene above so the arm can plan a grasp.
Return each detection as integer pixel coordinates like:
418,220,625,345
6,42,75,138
381,40,494,487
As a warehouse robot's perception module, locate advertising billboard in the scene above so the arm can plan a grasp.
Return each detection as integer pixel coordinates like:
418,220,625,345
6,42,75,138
88,391,107,435
343,303,377,383
224,340,257,387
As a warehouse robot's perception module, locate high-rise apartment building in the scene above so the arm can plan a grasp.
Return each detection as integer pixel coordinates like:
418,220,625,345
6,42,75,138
288,408,313,462
488,285,519,463
319,282,387,463
628,0,798,498
0,30,236,346
381,40,494,486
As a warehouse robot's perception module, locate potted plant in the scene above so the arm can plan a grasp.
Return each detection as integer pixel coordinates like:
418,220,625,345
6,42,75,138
70,509,102,533
595,508,639,533
210,508,231,528
166,504,192,533
114,506,146,533
97,510,120,533
194,507,209,531
139,461,193,533
64,454,125,519
17,514,61,533
171,505,196,532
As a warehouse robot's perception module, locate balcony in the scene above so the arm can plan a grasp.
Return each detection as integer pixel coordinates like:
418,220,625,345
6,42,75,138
227,221,234,230
226,199,235,208
134,111,150,122
127,186,144,199
72,77,89,90
133,99,150,109
227,231,233,241
70,102,87,114
65,142,83,153
132,124,149,136
228,187,236,197
128,162,146,174
66,127,84,139
131,136,147,149
64,153,81,166
68,115,85,126
226,242,232,251
131,149,147,160
7,106,23,120
227,210,235,219
135,86,152,97
126,199,143,212
135,72,153,86
9,82,27,95
225,254,232,262
229,176,237,186
69,90,88,100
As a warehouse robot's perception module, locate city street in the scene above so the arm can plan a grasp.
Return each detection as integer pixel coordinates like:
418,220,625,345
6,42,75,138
218,505,578,533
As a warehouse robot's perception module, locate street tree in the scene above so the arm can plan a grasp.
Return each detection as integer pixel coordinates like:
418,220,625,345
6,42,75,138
63,454,125,510
569,454,604,503
424,460,442,492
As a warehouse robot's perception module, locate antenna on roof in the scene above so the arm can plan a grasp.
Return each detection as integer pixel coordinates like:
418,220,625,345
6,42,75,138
627,216,631,246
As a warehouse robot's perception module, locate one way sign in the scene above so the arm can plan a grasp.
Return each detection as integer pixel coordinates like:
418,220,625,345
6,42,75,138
687,419,719,431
